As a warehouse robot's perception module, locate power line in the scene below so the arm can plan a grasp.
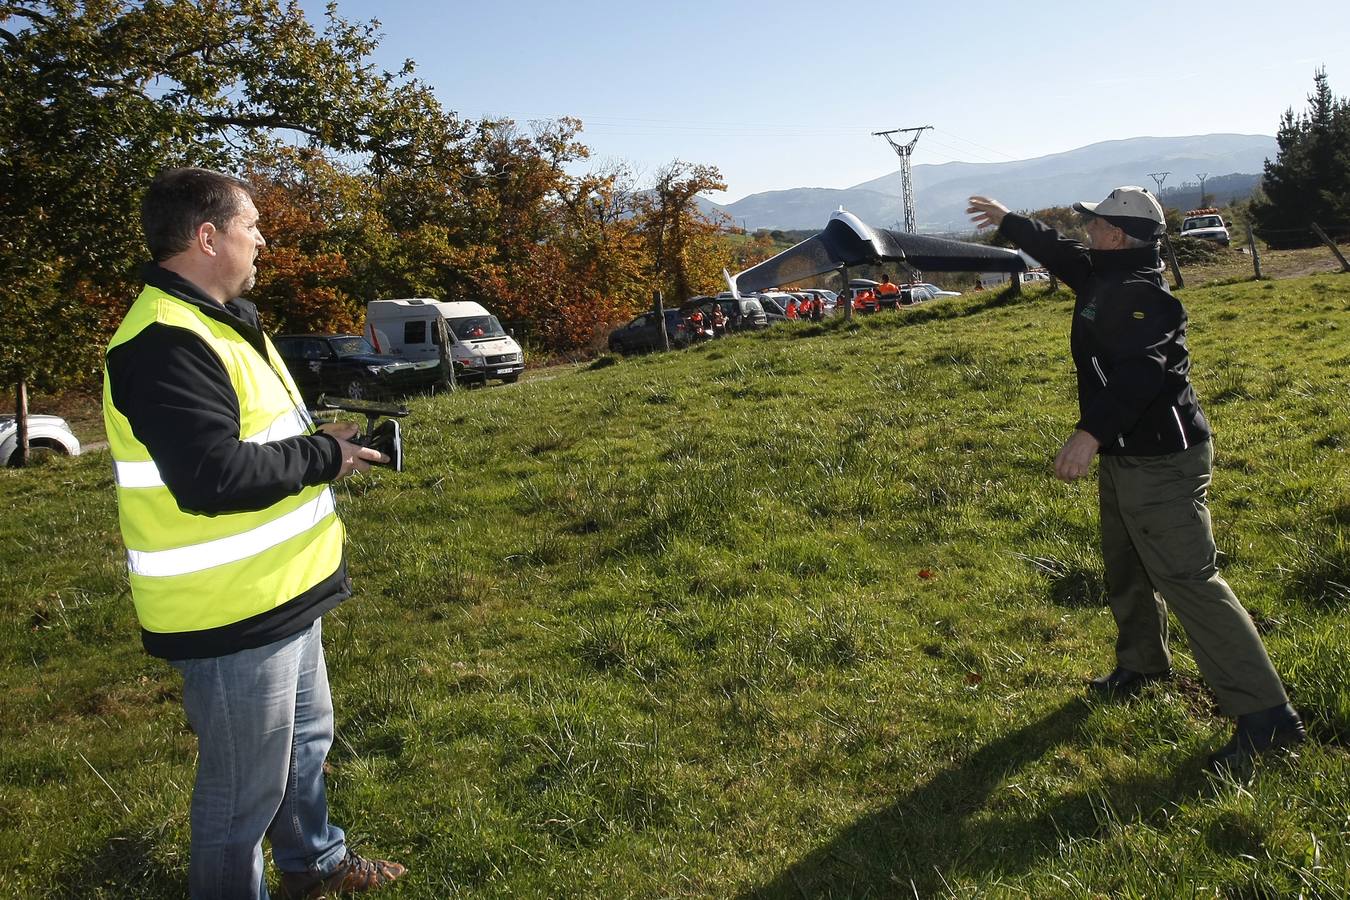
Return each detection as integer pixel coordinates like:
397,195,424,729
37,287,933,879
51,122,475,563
931,128,1022,162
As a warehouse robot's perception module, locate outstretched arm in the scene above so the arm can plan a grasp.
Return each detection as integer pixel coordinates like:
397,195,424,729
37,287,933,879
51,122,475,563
966,196,1009,229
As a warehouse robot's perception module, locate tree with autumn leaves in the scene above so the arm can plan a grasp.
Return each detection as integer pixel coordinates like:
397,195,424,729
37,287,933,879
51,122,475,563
1,0,739,422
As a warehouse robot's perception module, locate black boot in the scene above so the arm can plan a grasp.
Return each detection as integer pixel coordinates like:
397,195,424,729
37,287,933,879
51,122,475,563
1088,666,1171,698
1208,702,1307,771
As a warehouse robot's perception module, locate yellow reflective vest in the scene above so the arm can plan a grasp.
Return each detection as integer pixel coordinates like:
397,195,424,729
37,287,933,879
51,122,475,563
103,285,345,637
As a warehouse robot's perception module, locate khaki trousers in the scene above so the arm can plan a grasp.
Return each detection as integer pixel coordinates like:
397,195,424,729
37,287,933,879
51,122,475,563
1098,441,1288,716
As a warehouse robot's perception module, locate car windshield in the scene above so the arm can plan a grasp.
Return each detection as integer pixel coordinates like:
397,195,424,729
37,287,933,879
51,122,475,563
1186,216,1222,229
329,336,378,356
742,299,764,314
448,315,506,340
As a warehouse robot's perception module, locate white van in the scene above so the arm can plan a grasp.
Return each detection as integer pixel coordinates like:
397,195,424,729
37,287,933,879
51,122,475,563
364,299,525,384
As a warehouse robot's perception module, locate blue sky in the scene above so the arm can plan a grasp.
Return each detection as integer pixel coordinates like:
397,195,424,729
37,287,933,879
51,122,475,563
300,0,1347,203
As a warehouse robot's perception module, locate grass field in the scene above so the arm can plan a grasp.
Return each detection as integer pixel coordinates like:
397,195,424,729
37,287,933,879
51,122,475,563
2,273,1347,897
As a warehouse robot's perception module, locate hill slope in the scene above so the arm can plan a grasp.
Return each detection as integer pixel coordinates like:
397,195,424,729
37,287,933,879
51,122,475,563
1,275,1347,896
715,133,1275,231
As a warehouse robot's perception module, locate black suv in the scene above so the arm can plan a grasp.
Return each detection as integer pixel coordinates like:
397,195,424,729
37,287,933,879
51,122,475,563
689,294,769,331
608,310,692,354
274,334,434,401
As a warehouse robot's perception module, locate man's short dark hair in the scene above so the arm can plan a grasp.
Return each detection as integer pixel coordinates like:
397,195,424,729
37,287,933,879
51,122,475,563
142,168,255,262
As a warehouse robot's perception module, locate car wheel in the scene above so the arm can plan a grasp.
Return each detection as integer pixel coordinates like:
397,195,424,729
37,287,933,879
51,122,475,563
343,379,367,401
7,440,70,467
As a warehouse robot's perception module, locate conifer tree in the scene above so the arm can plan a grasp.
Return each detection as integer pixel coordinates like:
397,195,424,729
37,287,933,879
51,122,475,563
1252,68,1350,247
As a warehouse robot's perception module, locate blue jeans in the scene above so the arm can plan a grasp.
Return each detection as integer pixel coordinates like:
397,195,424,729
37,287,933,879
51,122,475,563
171,619,346,899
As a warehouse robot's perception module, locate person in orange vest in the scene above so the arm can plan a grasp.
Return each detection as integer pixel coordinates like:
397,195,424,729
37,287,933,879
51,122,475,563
785,298,798,320
710,305,727,336
855,288,876,313
688,308,705,338
876,273,900,299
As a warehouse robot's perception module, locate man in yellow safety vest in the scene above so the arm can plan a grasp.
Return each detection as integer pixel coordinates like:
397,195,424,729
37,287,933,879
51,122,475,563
103,168,405,898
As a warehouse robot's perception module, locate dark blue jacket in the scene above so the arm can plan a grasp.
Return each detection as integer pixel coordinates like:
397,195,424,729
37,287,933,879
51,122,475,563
999,214,1211,456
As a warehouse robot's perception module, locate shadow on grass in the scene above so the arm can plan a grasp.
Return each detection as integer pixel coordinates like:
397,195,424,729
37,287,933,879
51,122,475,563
53,827,186,898
739,699,1209,898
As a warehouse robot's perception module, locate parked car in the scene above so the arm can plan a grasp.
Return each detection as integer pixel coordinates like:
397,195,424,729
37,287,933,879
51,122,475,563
607,310,691,354
755,295,791,324
707,294,770,330
910,282,962,298
891,284,937,308
2,414,81,466
1180,208,1231,246
760,291,806,317
798,288,838,310
273,333,430,402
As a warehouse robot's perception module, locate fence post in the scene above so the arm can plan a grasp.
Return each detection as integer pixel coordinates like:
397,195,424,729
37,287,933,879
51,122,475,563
1310,223,1350,273
1161,233,1185,289
840,265,852,320
654,290,669,351
14,378,28,468
1246,223,1262,280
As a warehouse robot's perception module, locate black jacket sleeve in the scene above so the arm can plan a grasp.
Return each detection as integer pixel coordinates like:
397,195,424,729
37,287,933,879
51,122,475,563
1075,290,1181,444
998,214,1093,293
107,323,343,515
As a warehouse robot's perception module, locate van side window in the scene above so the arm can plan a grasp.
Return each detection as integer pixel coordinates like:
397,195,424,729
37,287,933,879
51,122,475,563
404,319,427,344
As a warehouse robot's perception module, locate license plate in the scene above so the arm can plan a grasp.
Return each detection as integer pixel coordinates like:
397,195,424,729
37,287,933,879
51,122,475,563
496,368,513,375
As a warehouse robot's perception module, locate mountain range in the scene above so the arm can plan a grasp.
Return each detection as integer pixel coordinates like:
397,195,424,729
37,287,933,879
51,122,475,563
703,134,1276,232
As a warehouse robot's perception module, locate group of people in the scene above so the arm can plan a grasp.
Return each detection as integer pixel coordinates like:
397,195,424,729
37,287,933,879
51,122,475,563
784,293,827,320
102,168,1308,898
685,304,727,339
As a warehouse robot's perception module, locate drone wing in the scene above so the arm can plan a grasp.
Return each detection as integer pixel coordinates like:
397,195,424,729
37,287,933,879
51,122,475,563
729,209,1026,293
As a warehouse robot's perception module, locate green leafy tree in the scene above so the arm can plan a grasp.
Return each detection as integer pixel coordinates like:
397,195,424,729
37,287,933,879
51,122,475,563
0,0,458,397
1252,67,1350,248
637,160,731,303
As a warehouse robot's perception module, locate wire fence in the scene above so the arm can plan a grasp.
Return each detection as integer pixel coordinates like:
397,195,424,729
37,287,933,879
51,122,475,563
1251,220,1350,247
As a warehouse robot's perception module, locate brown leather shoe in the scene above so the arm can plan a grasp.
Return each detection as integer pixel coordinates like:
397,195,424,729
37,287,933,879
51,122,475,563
279,851,407,898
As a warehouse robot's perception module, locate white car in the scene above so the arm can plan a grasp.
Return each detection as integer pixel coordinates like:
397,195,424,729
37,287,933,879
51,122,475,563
1,414,82,466
910,282,962,298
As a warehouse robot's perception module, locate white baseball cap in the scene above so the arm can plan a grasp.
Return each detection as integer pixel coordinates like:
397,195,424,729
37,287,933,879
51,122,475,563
1073,186,1166,240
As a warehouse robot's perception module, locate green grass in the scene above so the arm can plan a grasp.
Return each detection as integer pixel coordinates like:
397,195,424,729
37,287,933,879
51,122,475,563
2,274,1348,897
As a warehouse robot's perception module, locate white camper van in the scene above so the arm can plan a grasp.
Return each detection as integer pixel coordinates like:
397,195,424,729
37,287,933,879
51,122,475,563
364,299,526,385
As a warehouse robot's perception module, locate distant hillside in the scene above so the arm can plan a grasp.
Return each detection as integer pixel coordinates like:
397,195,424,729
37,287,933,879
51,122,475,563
1159,173,1264,211
711,134,1275,232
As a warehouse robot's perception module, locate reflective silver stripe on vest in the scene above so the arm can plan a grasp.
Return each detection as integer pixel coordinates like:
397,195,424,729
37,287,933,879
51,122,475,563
114,459,165,488
126,489,336,578
113,407,311,489
243,406,311,444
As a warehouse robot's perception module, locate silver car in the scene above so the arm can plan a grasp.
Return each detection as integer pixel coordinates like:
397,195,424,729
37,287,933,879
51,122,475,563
1,414,82,465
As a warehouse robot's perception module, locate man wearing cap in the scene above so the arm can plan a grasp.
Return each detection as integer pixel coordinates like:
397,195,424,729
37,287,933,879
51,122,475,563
967,187,1305,770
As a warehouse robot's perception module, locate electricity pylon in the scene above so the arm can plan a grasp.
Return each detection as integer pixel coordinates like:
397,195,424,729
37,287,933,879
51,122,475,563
873,125,932,233
1148,171,1170,201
